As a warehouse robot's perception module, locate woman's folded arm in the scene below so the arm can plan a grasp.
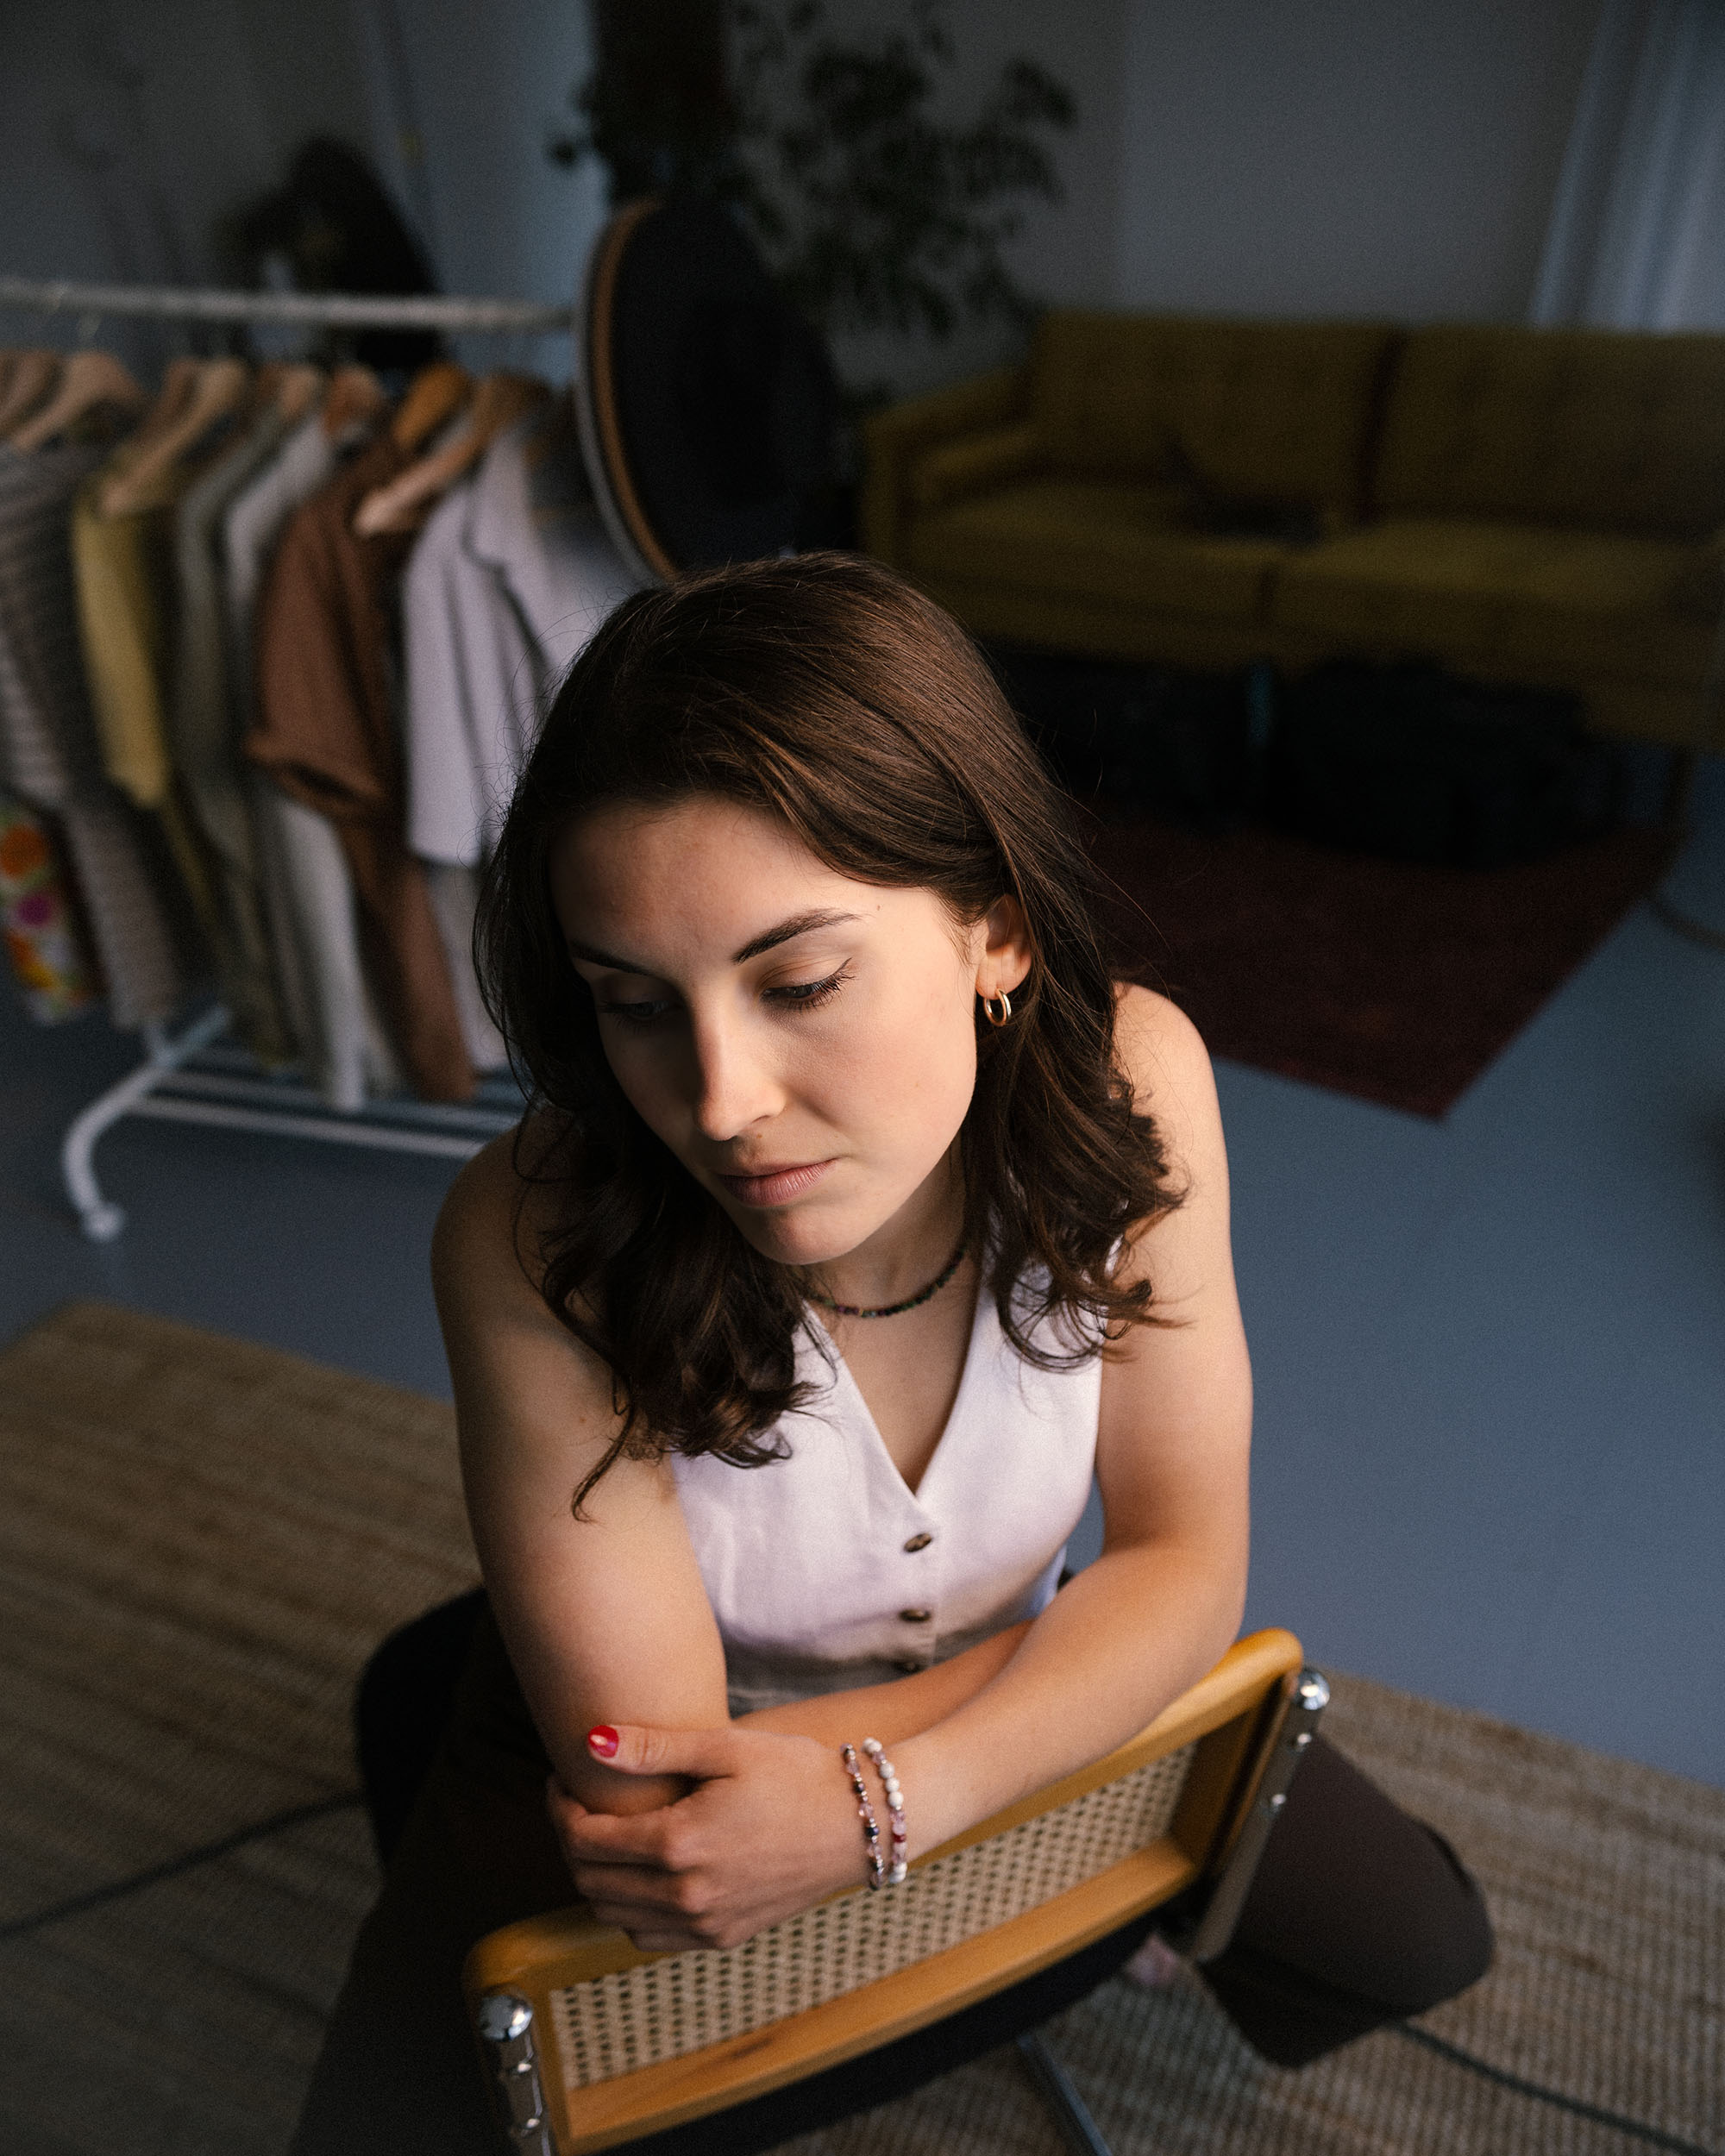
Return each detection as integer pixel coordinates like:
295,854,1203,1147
434,1132,732,1818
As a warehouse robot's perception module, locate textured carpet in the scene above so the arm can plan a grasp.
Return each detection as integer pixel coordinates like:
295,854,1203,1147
1083,815,1676,1119
1,1301,1719,2156
0,1299,480,2155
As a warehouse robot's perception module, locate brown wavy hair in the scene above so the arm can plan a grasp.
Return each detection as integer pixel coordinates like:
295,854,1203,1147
475,553,1179,1506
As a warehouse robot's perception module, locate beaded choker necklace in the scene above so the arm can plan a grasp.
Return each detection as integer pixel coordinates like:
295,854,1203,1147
807,1240,966,1319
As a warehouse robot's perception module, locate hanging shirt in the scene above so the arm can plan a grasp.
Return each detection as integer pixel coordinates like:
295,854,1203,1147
69,466,225,961
170,402,297,1060
249,429,474,1103
401,473,532,869
0,440,192,1028
404,407,638,869
467,404,638,690
423,856,507,1072
223,411,401,1111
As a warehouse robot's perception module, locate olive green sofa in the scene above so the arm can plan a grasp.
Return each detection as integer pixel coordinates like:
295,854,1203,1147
861,311,1725,748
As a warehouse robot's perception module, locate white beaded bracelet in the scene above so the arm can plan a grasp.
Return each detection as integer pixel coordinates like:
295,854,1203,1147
839,1743,886,1889
861,1738,908,1885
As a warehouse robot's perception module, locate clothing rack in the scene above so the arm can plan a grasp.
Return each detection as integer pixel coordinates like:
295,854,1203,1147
1,275,562,1238
0,275,572,338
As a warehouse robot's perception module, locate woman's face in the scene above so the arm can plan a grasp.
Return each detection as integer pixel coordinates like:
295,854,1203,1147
549,795,1030,1272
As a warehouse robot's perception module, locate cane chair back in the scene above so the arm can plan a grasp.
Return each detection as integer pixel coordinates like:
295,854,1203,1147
467,1627,1312,2155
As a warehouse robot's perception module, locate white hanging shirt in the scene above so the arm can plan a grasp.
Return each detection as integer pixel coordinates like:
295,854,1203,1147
671,1284,1101,1715
404,410,639,868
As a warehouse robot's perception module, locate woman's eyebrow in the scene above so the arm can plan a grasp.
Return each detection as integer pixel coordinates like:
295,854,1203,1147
565,937,647,971
565,909,861,975
731,908,861,963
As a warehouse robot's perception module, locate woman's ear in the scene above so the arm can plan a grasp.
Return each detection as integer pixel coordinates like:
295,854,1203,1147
975,894,1033,1002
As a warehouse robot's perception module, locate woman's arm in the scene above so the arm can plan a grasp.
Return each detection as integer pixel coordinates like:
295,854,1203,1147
560,991,1253,1936
434,1130,733,1816
737,1623,1030,1744
882,987,1251,1842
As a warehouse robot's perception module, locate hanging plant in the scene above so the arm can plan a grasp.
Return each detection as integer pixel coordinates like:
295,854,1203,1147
550,0,1075,348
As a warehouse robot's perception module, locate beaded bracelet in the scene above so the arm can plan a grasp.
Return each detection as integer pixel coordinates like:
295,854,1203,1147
862,1738,909,1885
839,1743,886,1890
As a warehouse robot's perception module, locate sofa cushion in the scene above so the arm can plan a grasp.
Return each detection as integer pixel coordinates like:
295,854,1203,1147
1271,517,1715,687
1668,525,1725,618
1373,326,1725,539
907,479,1287,623
1029,313,1398,510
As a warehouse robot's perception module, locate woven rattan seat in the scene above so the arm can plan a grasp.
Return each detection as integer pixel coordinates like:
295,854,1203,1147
467,1627,1322,2154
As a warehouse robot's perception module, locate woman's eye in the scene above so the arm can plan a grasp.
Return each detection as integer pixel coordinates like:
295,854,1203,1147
768,966,850,1013
597,995,675,1025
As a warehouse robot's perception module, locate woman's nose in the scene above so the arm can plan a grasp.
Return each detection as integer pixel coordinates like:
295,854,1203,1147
690,1014,782,1141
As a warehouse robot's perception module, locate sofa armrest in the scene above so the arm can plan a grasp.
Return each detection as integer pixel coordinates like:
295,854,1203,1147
908,422,1040,513
1669,524,1725,620
860,365,1030,566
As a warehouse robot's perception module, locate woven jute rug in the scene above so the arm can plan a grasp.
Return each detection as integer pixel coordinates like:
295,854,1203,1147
1,1301,1718,2156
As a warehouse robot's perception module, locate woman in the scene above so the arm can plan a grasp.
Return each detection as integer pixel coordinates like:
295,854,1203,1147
295,555,1490,2154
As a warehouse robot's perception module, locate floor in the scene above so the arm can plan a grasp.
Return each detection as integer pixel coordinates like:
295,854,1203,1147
3,768,1722,1787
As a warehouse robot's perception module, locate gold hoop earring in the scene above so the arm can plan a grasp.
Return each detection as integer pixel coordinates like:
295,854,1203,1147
982,988,1013,1027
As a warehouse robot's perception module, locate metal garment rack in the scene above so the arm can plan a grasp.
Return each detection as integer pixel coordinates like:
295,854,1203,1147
0,273,568,1239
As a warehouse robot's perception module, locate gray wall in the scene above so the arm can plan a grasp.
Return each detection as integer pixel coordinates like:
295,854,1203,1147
1112,0,1603,321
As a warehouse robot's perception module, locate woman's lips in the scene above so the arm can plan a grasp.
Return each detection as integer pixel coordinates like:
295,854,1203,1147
715,1159,835,1208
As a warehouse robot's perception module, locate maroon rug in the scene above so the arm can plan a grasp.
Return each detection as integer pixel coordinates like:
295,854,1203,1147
1082,816,1677,1117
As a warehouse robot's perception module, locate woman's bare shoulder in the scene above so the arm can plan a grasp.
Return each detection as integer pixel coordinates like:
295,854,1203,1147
432,1114,635,1515
430,1112,620,1458
1112,984,1216,1127
431,1112,567,1309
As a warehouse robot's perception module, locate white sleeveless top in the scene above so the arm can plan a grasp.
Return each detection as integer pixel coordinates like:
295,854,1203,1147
670,1282,1101,1715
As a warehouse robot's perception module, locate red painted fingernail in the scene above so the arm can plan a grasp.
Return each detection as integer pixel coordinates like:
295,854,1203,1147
587,1725,619,1758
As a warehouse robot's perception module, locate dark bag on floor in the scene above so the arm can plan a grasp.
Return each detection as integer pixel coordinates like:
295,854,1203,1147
1268,662,1622,866
992,648,1262,825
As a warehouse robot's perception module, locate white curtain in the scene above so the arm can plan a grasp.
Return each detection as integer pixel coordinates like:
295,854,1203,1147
1532,0,1725,329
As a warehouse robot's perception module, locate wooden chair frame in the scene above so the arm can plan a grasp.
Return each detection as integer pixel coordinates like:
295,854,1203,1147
465,1630,1327,2155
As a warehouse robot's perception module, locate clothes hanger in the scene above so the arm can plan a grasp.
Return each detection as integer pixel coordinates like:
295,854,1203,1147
87,354,201,466
387,360,473,455
246,361,319,429
9,349,144,451
91,355,233,505
97,356,249,514
320,362,388,442
271,361,325,427
353,371,550,536
0,349,63,437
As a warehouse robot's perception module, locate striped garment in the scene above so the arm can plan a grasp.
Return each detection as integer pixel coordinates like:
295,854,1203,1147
0,439,192,1027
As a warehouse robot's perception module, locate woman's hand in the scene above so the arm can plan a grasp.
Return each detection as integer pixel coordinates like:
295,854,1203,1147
548,1720,872,1952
